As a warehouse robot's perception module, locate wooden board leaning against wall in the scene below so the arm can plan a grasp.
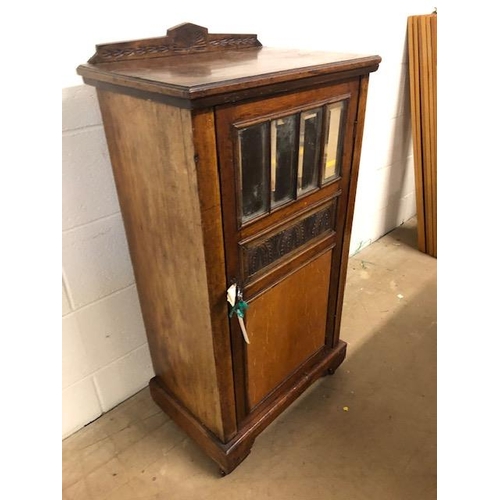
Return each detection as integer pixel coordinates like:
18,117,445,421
408,12,437,258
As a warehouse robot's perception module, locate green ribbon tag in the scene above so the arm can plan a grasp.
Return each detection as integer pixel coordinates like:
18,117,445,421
229,300,248,319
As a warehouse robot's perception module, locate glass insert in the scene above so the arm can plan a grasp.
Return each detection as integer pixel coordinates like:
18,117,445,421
297,108,323,195
271,115,297,208
323,101,346,181
238,123,270,222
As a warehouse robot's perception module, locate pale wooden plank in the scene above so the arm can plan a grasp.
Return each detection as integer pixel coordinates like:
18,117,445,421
408,15,427,252
429,14,437,257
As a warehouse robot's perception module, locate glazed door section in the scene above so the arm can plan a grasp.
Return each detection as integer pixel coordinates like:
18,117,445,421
216,80,359,418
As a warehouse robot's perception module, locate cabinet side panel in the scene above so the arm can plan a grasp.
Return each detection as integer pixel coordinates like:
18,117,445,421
96,90,224,439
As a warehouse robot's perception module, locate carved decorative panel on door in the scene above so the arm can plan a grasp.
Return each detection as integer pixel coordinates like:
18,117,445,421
240,199,337,281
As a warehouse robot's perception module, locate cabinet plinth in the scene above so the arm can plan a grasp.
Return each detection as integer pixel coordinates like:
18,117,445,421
77,22,380,475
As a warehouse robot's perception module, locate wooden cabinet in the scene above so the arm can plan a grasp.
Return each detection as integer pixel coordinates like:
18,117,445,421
77,22,380,475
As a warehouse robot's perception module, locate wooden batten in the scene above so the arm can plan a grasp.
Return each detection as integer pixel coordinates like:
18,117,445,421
408,13,437,257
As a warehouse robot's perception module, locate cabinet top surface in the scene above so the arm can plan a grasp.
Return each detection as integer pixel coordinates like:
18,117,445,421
77,24,380,104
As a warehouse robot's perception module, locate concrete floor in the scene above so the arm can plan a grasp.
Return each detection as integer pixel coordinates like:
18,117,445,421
62,217,437,499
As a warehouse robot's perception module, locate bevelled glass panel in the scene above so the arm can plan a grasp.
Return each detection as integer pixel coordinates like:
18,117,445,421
323,101,346,181
239,123,270,222
271,115,297,208
297,108,323,195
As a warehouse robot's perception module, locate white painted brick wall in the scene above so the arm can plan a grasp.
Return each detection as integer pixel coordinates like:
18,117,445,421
93,345,155,412
62,280,71,317
62,214,135,309
62,2,429,438
348,60,416,255
62,85,103,131
74,286,148,372
62,314,91,389
62,127,120,231
62,377,102,437
62,85,154,439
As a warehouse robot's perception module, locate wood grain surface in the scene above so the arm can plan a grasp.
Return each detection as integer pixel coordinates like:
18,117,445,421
79,33,380,472
408,13,437,257
245,250,332,408
96,90,225,439
191,109,238,440
78,47,380,105
88,22,261,64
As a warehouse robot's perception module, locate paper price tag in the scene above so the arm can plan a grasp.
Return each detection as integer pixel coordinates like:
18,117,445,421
226,284,250,344
227,284,236,307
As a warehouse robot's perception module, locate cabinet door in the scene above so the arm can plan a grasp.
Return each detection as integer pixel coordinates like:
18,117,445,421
216,80,359,421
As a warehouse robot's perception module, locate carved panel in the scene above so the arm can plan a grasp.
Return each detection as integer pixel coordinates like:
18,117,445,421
241,201,337,279
88,23,261,64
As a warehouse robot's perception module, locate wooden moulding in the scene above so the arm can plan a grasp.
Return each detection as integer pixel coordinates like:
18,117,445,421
88,22,261,64
79,66,381,111
407,13,437,257
77,22,380,109
149,340,346,476
407,16,426,253
191,108,238,440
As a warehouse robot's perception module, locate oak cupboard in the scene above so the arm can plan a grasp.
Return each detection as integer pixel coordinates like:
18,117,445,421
77,22,381,475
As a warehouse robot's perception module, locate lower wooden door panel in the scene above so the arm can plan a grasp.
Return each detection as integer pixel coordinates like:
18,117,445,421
244,249,332,409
